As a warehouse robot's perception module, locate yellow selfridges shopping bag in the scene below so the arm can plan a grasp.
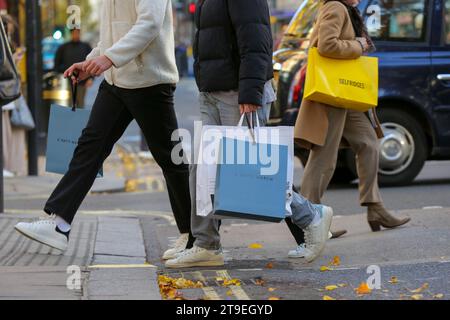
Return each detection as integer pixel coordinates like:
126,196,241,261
304,47,379,112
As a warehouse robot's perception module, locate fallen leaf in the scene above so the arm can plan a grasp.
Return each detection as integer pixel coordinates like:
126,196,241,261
389,276,398,284
433,294,444,299
323,295,336,300
320,266,333,272
254,277,266,286
268,288,276,292
355,282,372,295
330,256,341,266
265,262,274,269
222,279,242,287
158,275,203,300
338,283,348,288
411,294,423,300
226,290,233,296
325,285,339,291
268,297,280,300
410,283,429,293
248,243,263,249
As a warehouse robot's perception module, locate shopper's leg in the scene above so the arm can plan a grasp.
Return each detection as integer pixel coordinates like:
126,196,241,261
290,192,318,229
300,107,347,203
44,81,133,224
189,93,223,250
342,110,382,205
121,84,192,237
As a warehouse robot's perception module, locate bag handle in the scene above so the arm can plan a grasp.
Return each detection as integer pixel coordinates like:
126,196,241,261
237,111,260,144
69,72,78,112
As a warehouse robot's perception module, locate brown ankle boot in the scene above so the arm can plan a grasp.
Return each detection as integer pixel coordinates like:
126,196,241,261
367,203,411,232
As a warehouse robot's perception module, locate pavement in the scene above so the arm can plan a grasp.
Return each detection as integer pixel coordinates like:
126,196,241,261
1,78,450,300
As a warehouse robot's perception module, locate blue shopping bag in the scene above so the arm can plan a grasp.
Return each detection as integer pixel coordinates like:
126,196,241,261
45,104,103,177
213,137,288,222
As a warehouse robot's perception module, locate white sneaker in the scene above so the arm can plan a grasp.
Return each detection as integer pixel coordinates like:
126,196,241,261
14,215,69,251
288,243,307,258
162,233,189,260
303,205,333,263
165,245,224,268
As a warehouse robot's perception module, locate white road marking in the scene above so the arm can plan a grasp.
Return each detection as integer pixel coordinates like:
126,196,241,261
422,206,443,210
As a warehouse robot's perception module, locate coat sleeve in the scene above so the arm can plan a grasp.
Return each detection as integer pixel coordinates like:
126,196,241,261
317,2,363,59
104,0,168,68
228,0,273,106
86,42,101,60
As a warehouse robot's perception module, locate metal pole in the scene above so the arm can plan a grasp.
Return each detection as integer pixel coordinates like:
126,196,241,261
26,0,43,176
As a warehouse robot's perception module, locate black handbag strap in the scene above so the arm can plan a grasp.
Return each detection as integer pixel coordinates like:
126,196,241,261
69,73,78,112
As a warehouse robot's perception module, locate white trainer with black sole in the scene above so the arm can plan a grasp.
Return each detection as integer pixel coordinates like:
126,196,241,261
14,215,69,252
303,205,333,263
165,245,224,268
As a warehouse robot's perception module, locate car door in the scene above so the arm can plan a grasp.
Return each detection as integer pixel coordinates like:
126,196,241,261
430,0,450,149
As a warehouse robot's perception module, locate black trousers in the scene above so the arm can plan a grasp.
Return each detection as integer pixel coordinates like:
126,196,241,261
45,81,193,243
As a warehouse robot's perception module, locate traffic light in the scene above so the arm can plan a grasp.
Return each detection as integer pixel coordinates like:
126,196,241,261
187,0,196,20
188,2,196,15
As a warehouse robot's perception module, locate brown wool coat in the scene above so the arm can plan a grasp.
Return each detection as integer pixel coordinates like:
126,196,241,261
294,1,383,149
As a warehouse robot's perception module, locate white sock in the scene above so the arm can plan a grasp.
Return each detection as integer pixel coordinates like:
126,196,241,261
55,215,71,232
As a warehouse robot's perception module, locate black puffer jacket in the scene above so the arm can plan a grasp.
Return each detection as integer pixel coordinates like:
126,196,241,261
193,0,274,106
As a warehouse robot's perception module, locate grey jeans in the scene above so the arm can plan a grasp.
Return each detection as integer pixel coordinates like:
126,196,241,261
191,92,318,250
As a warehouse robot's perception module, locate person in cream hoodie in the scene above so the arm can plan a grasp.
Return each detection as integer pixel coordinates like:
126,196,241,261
15,0,194,259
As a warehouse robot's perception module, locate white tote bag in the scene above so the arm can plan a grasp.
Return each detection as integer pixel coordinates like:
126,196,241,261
195,114,294,218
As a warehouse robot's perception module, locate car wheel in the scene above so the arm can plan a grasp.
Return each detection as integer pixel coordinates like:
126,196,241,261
376,108,427,186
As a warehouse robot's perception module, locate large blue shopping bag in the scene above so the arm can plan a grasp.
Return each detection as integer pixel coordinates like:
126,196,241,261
45,104,102,176
213,137,288,222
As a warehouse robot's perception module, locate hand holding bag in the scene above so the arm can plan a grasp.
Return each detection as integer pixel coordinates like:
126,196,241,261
303,47,378,112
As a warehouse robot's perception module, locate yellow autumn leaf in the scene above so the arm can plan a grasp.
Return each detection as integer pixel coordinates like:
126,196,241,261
338,283,348,288
226,290,233,296
355,282,372,295
248,243,263,249
222,279,242,287
325,285,339,291
323,295,336,300
320,266,332,272
411,294,423,300
330,256,341,266
389,276,398,284
268,297,280,300
410,283,429,293
433,294,444,299
268,288,276,292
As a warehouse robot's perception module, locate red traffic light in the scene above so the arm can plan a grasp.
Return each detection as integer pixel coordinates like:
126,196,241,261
189,3,196,14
